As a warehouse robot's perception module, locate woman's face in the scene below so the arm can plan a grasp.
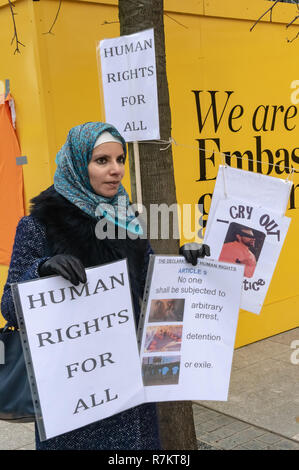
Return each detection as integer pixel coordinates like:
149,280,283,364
88,142,125,197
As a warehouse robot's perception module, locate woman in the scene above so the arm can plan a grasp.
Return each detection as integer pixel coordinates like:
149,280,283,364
1,122,209,450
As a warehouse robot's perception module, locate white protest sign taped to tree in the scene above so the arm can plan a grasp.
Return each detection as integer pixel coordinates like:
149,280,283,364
98,28,160,142
204,166,292,314
138,255,244,401
12,260,144,441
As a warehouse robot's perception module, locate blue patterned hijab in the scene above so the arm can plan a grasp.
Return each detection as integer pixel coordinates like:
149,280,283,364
54,122,141,235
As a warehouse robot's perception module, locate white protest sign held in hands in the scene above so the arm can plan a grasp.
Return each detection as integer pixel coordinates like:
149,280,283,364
98,28,160,142
138,255,244,402
204,166,292,314
12,260,144,441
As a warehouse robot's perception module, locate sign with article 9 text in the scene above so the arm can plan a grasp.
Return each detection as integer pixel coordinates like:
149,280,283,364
138,255,244,402
204,198,291,314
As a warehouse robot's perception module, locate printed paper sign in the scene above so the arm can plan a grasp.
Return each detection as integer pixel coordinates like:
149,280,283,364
12,260,144,441
138,255,244,402
205,165,292,240
204,198,291,314
98,28,160,142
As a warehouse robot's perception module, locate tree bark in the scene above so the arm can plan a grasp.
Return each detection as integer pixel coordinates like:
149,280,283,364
118,0,197,450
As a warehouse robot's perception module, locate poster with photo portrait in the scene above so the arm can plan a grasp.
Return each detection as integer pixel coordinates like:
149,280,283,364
144,325,182,353
204,198,291,314
137,254,244,402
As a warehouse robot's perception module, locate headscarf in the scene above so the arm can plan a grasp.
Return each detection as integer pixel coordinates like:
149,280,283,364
54,122,142,235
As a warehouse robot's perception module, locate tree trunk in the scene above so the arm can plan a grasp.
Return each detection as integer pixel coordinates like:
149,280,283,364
118,0,197,450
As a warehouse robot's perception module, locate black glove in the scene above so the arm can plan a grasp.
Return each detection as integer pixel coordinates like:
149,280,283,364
39,254,87,286
179,243,210,266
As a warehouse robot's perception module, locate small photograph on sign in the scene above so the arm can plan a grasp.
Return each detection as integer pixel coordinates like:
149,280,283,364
219,222,265,278
144,325,182,353
142,356,181,386
148,299,185,323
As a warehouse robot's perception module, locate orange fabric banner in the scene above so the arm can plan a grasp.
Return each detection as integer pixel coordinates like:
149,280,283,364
0,93,24,265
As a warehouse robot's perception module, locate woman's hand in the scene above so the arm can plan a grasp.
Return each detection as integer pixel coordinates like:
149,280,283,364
39,254,87,286
179,243,210,266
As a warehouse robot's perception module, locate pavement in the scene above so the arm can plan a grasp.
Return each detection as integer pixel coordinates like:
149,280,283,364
194,326,299,450
0,327,298,450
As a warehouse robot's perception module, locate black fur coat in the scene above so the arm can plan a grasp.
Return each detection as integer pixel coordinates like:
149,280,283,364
30,186,151,320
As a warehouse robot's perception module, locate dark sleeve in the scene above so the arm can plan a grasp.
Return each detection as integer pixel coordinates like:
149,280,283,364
1,216,50,327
